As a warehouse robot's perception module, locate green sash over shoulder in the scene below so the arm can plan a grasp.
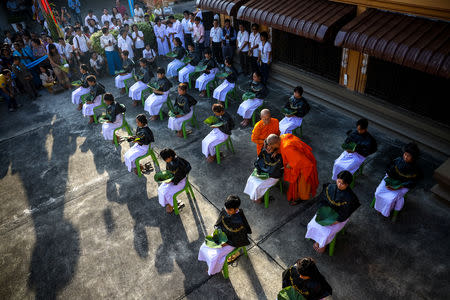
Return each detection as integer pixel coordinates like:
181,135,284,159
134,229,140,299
204,228,228,248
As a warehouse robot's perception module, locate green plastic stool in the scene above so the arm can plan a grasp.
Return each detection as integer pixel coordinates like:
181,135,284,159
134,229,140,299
224,86,237,109
328,226,346,256
159,95,174,121
206,78,218,98
264,180,284,208
81,94,105,124
135,145,159,177
215,136,235,164
188,71,201,89
140,86,154,106
350,160,366,189
181,108,198,139
123,77,136,94
371,193,408,222
222,246,248,279
251,104,264,126
113,114,133,146
292,121,304,138
172,177,195,215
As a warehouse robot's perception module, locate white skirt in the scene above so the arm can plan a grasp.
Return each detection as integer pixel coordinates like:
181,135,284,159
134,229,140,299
101,114,123,140
195,68,218,91
158,177,187,207
115,73,132,89
71,86,90,104
167,59,185,78
157,38,170,56
213,80,235,102
198,242,235,275
374,175,409,217
124,143,149,172
168,108,193,131
244,175,279,201
144,92,169,116
178,64,195,83
129,81,148,101
82,95,102,116
237,98,263,119
332,151,366,180
279,116,303,135
201,128,229,157
305,214,349,248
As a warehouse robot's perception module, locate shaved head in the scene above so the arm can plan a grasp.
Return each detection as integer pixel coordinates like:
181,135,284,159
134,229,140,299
260,109,271,117
266,134,281,146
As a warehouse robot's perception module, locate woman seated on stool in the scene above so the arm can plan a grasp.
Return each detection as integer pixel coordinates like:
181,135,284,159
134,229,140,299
195,48,218,97
144,67,173,121
82,75,105,124
201,103,234,163
166,37,186,78
374,142,421,217
178,44,201,83
237,71,267,127
128,58,153,106
124,114,155,174
198,195,252,275
213,56,238,104
305,171,360,253
244,134,283,203
279,85,310,135
71,64,90,110
158,148,191,214
114,50,134,94
101,93,125,141
168,83,197,137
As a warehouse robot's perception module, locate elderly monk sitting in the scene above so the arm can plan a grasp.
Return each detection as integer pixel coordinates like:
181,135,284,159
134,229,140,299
251,109,280,155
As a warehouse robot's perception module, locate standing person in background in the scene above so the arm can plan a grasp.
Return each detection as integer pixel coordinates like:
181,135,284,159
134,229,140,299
115,0,127,16
73,26,91,65
100,27,122,76
192,16,205,55
258,31,271,85
166,21,177,51
221,19,236,62
237,23,250,76
84,10,99,27
68,0,82,24
112,7,123,24
11,56,39,100
0,69,21,112
248,24,260,76
131,24,145,59
181,11,193,46
58,37,75,75
118,29,134,59
168,15,184,48
101,8,113,26
31,38,46,58
154,18,169,56
209,19,223,64
133,4,144,23
48,44,71,89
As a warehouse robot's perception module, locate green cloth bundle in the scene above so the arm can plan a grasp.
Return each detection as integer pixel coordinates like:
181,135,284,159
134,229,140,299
154,170,174,183
242,92,256,101
115,69,126,75
82,94,94,103
216,72,229,79
204,229,228,248
252,168,269,180
384,177,404,189
148,82,160,90
166,51,178,58
315,206,339,226
341,142,357,151
72,80,82,87
282,107,296,115
98,113,109,123
168,107,183,118
203,116,219,125
60,63,69,73
195,64,207,72
277,287,306,300
182,56,192,63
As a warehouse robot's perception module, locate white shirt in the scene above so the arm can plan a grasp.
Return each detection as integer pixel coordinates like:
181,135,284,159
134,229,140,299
101,14,112,25
60,43,73,58
100,34,117,51
173,20,183,38
181,17,191,35
237,30,249,52
87,24,100,34
114,13,123,22
73,34,90,52
90,55,104,69
166,26,177,42
259,41,272,63
249,32,260,57
123,18,133,26
132,31,145,48
154,24,167,39
209,26,222,43
46,43,63,55
134,8,144,22
118,35,134,58
143,48,156,60
4,37,12,45
84,14,99,27
109,24,120,31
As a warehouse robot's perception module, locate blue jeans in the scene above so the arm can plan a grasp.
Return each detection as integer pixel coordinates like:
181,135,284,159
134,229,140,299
0,89,17,109
105,50,122,76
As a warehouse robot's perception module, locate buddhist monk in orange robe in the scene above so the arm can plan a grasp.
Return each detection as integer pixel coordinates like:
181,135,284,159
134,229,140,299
251,109,280,155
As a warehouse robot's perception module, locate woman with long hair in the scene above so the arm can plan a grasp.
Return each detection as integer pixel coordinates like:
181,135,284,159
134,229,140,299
47,43,71,89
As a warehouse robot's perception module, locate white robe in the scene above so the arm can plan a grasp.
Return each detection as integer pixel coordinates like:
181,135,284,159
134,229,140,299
178,64,195,83
82,95,102,116
374,175,409,217
201,128,229,157
279,116,302,135
101,114,123,140
244,175,279,201
124,143,149,172
167,58,185,78
237,98,263,119
332,151,366,180
154,24,169,55
144,91,169,116
71,87,90,104
158,177,187,207
115,73,132,89
168,108,193,131
213,80,235,102
305,214,349,248
198,243,235,275
128,81,148,101
166,26,177,49
195,68,218,91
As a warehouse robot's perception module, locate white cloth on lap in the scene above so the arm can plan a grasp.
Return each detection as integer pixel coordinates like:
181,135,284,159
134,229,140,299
213,80,234,102
332,151,366,180
128,81,148,101
168,108,193,131
158,177,187,207
244,175,279,201
237,98,263,119
124,144,149,172
167,58,185,77
305,214,348,248
72,87,90,104
195,68,218,91
178,64,195,83
102,114,123,140
279,116,302,135
374,175,409,217
198,242,235,275
115,73,132,88
82,95,102,116
201,128,229,157
144,91,169,116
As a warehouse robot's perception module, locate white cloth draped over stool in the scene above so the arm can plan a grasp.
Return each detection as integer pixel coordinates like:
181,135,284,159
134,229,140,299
332,151,366,180
115,73,132,88
71,87,90,104
244,176,279,201
374,175,409,217
178,64,195,83
201,128,228,157
167,58,185,78
124,144,149,172
237,98,263,119
305,214,349,248
198,243,235,275
144,91,170,116
168,108,193,131
195,68,218,91
82,95,102,116
279,116,302,135
158,177,187,207
213,80,235,102
102,114,123,140
128,81,148,101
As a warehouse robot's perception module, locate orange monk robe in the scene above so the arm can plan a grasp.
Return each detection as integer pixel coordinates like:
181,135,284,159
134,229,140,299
280,134,319,201
251,118,280,155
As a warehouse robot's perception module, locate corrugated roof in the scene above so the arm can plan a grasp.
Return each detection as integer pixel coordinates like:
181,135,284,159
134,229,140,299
196,0,247,16
236,0,356,42
335,9,450,79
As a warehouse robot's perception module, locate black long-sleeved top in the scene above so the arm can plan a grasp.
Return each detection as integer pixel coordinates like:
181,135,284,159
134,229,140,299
344,130,377,157
199,57,217,73
135,66,152,84
173,45,186,60
385,157,421,189
173,93,196,115
186,50,201,66
223,65,238,84
80,72,90,88
135,126,154,146
250,80,267,99
216,111,234,135
11,62,32,82
88,83,105,100
214,208,252,248
318,183,360,222
105,101,121,122
254,148,284,179
156,76,172,92
123,58,135,73
166,156,191,185
282,263,332,300
284,95,310,118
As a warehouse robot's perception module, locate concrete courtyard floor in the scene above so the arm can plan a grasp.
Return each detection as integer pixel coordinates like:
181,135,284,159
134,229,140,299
1,56,450,300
